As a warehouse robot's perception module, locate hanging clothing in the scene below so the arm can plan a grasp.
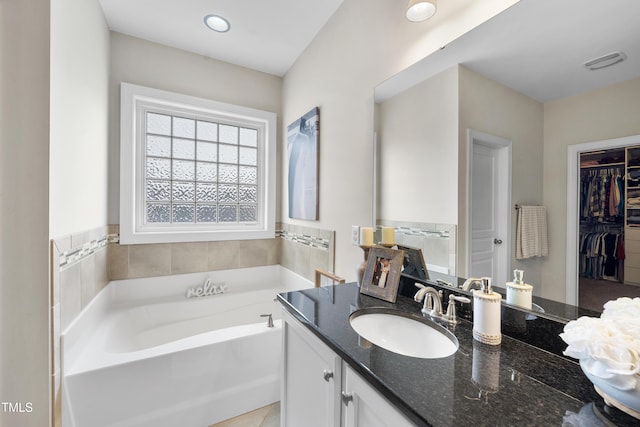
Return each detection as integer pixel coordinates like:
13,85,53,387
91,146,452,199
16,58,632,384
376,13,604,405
580,168,624,223
579,230,624,281
609,176,621,216
579,165,625,282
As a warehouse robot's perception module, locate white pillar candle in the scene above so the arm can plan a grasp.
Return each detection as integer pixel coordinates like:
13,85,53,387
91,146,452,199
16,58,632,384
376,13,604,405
359,227,374,246
381,226,395,245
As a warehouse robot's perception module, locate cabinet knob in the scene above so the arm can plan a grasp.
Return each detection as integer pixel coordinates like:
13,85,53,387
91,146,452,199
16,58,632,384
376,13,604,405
494,238,503,245
341,391,353,406
322,369,333,382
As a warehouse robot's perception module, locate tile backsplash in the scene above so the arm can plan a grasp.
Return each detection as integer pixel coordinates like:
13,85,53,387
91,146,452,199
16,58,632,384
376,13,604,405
279,223,334,282
377,220,457,275
108,239,281,279
50,225,111,427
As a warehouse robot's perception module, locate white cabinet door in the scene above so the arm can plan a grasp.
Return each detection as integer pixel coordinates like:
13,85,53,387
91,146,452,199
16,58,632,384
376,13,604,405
281,310,342,427
342,364,415,427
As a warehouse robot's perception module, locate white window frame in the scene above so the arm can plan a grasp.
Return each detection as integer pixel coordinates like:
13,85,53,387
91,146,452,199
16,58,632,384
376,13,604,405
120,82,276,244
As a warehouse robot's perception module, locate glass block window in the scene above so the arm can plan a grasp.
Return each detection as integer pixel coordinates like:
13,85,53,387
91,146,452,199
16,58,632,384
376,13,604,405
120,83,276,244
144,112,259,225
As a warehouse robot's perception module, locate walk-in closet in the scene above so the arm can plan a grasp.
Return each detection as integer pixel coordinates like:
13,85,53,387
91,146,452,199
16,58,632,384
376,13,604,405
579,147,640,310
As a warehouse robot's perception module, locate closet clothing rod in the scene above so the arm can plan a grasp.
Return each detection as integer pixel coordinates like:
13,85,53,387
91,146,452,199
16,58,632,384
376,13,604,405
580,162,625,169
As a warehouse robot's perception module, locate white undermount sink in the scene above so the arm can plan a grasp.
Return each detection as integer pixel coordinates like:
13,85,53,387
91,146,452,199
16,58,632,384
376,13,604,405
349,308,459,359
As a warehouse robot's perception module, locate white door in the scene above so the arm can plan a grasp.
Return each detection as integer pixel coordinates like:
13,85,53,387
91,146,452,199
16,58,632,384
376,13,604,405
468,131,511,287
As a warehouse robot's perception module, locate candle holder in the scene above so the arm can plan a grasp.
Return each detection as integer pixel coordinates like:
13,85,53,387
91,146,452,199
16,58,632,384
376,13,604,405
377,242,397,248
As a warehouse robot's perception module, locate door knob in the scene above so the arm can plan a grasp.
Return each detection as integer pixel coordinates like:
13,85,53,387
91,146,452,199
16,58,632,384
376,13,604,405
494,238,503,245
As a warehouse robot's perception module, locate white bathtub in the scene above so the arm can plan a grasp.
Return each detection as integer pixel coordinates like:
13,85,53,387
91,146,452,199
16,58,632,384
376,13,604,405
61,265,312,427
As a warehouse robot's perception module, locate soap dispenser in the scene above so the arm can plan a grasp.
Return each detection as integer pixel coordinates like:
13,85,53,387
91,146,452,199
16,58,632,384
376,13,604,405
505,269,533,310
472,277,502,346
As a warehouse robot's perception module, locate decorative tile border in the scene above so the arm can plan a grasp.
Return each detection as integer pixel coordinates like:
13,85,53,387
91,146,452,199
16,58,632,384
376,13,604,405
58,234,118,270
58,228,329,270
277,229,330,251
377,220,457,275
391,226,450,239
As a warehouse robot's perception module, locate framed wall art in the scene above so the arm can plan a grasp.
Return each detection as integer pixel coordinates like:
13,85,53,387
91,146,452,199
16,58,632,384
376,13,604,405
287,107,319,220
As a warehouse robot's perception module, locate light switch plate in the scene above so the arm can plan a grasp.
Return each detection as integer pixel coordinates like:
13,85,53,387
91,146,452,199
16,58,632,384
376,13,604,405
351,225,360,246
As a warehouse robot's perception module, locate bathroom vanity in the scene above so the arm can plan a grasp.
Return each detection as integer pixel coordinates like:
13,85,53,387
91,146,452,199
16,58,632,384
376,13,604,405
278,279,637,426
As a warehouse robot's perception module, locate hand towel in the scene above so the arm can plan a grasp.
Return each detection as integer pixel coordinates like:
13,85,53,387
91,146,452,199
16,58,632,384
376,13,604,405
516,205,549,260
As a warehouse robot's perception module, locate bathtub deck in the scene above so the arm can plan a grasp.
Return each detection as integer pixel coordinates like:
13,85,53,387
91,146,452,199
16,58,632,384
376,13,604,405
62,266,313,427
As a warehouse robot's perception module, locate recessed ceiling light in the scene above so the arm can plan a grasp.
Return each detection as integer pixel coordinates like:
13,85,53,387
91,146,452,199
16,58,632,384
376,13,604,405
204,14,230,33
406,0,437,22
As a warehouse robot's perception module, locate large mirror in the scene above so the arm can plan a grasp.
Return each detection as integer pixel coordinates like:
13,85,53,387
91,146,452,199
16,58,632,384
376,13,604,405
375,0,640,320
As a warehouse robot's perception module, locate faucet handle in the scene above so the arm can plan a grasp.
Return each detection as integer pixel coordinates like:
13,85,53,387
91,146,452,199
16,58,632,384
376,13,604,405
445,294,471,325
413,282,427,302
436,279,455,287
451,295,471,303
260,313,274,328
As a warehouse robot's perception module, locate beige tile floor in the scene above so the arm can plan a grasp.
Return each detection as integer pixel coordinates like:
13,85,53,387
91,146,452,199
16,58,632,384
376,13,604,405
209,402,280,427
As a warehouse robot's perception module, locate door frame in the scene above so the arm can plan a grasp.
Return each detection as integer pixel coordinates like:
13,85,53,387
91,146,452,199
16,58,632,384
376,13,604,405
466,129,512,284
566,134,640,305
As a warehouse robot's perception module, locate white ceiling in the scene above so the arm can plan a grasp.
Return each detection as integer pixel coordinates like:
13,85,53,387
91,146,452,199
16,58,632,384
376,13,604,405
98,0,344,76
100,0,640,98
376,0,640,103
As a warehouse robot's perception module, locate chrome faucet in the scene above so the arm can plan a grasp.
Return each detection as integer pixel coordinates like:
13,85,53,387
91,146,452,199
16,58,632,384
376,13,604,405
414,284,443,317
414,283,470,325
260,313,274,328
461,277,483,291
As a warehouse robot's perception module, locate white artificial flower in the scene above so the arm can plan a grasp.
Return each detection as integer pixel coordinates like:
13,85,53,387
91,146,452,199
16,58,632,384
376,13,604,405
560,297,640,391
602,297,640,320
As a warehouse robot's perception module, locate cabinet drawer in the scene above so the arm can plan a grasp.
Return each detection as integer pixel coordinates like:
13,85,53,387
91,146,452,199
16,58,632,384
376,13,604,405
625,253,640,269
625,266,640,284
626,239,640,255
625,227,640,241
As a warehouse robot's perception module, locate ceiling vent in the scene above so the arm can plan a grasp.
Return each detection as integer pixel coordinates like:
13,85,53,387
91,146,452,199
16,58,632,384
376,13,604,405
584,51,627,71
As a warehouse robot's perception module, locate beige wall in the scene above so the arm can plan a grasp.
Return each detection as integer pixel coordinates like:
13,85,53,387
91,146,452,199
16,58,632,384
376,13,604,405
49,0,111,422
50,0,110,238
377,66,459,225
108,32,283,223
542,77,640,302
458,65,544,284
282,0,518,281
375,64,545,284
1,0,51,426
373,63,640,301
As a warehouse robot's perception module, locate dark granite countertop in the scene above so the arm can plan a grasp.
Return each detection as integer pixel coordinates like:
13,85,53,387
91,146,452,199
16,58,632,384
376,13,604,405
277,282,638,427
